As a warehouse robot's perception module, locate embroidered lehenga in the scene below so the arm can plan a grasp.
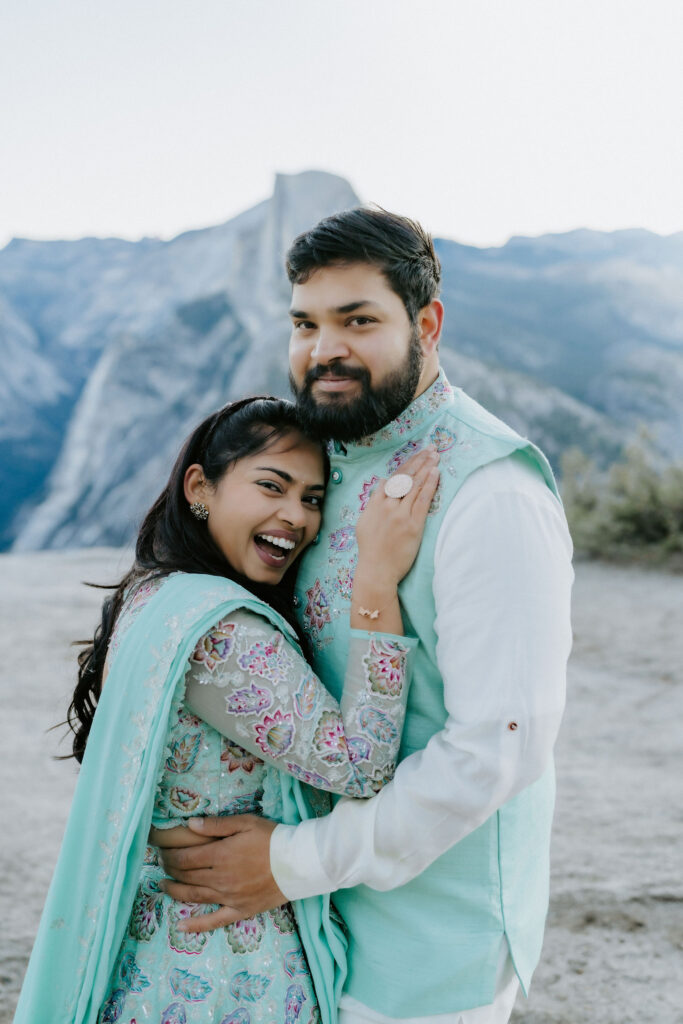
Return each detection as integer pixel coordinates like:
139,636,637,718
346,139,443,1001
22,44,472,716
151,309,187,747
14,573,413,1024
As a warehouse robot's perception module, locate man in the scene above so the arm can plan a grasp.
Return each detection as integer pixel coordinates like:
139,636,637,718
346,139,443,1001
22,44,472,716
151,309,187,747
161,208,574,1023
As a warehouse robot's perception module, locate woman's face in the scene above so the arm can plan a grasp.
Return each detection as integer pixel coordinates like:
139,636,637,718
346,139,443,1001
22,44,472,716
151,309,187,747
189,430,325,585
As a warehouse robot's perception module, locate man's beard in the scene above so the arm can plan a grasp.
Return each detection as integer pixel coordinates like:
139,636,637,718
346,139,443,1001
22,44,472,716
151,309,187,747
290,328,423,443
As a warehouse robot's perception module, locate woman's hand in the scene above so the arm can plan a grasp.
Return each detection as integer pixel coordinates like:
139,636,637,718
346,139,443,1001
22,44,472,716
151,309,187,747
355,446,440,587
351,447,439,635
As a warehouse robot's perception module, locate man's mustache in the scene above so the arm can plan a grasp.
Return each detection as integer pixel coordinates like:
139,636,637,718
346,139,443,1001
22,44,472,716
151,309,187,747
304,364,368,387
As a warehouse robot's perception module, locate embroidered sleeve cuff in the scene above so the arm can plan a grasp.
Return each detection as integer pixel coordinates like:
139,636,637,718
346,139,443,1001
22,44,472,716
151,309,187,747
270,821,337,901
348,628,418,648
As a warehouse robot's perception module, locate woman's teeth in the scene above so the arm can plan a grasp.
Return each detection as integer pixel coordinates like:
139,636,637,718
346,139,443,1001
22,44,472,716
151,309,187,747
257,534,296,551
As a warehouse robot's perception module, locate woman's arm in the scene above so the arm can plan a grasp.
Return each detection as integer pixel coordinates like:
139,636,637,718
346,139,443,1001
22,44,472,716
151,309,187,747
184,449,438,799
184,608,416,798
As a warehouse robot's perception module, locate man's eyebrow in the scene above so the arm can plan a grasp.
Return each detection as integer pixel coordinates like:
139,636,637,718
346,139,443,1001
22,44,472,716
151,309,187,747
254,467,325,490
289,300,381,318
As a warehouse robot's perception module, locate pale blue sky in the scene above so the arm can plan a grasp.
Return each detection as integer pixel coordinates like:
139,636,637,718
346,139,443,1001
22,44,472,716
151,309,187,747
2,0,682,248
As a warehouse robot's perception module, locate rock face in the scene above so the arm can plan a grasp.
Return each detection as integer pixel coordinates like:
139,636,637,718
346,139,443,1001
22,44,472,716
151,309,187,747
2,172,682,551
1,171,359,549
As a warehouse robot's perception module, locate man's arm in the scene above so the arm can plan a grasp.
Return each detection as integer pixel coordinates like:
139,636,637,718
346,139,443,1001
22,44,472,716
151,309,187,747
162,453,573,925
271,453,573,896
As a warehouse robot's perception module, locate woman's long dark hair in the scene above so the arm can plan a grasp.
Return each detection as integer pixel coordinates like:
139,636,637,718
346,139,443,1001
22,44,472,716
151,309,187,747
66,397,328,763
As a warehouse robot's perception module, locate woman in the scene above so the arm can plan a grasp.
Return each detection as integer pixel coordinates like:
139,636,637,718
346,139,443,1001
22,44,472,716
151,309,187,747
14,397,439,1024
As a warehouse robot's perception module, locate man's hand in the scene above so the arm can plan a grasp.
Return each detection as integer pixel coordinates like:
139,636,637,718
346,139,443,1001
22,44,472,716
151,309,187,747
158,814,285,933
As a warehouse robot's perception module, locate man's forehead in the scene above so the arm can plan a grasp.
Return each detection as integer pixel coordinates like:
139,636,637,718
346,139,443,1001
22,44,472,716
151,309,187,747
290,263,395,312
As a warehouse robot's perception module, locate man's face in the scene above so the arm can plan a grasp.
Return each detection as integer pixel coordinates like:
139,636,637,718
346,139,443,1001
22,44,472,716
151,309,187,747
288,262,423,442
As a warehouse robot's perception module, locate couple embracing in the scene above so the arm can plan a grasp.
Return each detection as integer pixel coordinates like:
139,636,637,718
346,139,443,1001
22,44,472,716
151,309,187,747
15,208,573,1024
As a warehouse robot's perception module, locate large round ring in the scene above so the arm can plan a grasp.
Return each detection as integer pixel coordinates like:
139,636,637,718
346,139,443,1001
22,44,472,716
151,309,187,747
384,473,414,499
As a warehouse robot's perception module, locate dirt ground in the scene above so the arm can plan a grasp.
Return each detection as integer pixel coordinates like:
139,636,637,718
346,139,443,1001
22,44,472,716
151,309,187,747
1,550,681,1023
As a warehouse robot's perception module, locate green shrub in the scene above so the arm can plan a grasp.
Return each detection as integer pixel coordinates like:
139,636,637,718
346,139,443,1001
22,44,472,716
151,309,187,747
560,438,683,568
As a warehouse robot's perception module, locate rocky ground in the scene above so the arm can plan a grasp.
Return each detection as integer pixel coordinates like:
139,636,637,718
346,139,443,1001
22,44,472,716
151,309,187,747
1,550,681,1023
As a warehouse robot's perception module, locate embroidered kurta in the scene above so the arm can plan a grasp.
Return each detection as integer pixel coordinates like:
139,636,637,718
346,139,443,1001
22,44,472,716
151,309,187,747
97,580,415,1024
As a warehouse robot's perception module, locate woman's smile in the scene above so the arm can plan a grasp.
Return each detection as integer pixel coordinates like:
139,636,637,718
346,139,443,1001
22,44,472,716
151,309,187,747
188,430,325,584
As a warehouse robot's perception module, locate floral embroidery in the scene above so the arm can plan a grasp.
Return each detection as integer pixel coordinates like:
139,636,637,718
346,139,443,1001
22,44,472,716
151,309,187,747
130,580,157,610
363,639,407,698
387,439,423,475
219,1011,251,1024
192,619,237,671
100,988,126,1021
160,1002,187,1024
176,707,202,729
224,792,263,814
169,967,213,1002
225,914,266,953
168,904,209,955
347,735,372,763
284,948,309,978
329,526,356,552
285,982,307,1023
220,740,262,773
358,476,380,511
303,580,331,635
230,970,272,1002
237,633,293,684
128,877,164,942
285,763,332,789
430,425,456,451
313,711,348,764
392,410,415,435
254,710,295,758
168,786,210,815
343,765,373,797
166,731,202,773
226,682,273,715
119,952,151,992
358,706,399,745
294,673,319,720
334,563,354,602
269,904,296,934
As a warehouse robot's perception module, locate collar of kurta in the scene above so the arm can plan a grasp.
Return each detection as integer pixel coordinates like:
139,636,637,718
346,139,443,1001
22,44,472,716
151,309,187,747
326,368,453,461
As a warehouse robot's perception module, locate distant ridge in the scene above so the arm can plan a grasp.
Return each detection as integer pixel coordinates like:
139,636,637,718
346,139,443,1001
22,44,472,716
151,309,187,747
2,170,682,550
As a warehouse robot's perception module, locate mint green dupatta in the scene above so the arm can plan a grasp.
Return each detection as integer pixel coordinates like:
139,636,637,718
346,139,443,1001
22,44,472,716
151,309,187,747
14,573,346,1024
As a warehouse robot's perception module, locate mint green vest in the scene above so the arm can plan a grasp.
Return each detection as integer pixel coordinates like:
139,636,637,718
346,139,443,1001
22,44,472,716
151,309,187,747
294,371,560,1016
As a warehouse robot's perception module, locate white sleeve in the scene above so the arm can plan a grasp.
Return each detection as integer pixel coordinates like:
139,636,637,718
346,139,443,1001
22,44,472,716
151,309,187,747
270,453,574,899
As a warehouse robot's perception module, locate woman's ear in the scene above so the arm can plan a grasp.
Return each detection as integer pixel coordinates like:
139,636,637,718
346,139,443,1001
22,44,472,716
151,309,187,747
184,464,208,505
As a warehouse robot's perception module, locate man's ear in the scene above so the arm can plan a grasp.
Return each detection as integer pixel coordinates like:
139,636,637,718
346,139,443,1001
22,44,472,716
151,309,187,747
417,299,444,357
184,464,208,505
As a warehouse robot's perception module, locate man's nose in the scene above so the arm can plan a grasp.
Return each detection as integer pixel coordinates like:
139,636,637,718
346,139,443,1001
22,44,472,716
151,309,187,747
310,327,351,363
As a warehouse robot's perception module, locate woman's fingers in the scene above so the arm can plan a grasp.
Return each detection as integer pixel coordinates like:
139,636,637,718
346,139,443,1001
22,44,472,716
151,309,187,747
409,466,440,516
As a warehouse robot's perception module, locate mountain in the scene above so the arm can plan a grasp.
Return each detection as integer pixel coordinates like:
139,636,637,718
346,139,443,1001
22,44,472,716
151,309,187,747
1,171,359,549
2,172,682,551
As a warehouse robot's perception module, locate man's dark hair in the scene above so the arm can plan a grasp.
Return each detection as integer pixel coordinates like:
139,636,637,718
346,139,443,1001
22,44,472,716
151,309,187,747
286,206,441,324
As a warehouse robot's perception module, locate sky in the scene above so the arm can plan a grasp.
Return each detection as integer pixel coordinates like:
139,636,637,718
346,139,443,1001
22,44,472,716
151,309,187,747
2,0,682,249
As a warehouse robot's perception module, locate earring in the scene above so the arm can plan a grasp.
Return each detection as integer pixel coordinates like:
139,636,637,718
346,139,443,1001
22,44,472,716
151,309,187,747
189,501,209,521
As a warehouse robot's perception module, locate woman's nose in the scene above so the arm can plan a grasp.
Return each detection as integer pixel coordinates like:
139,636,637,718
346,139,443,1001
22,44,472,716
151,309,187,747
278,495,307,528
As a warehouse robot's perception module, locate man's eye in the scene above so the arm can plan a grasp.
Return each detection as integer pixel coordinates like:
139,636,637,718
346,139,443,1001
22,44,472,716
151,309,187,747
294,321,315,331
349,316,375,326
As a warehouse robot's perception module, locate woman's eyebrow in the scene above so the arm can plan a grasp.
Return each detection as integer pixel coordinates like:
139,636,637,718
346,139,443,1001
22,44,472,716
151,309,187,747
254,467,325,490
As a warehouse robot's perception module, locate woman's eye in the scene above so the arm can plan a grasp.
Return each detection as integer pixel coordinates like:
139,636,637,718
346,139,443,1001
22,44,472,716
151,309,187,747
258,480,282,493
304,495,323,508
